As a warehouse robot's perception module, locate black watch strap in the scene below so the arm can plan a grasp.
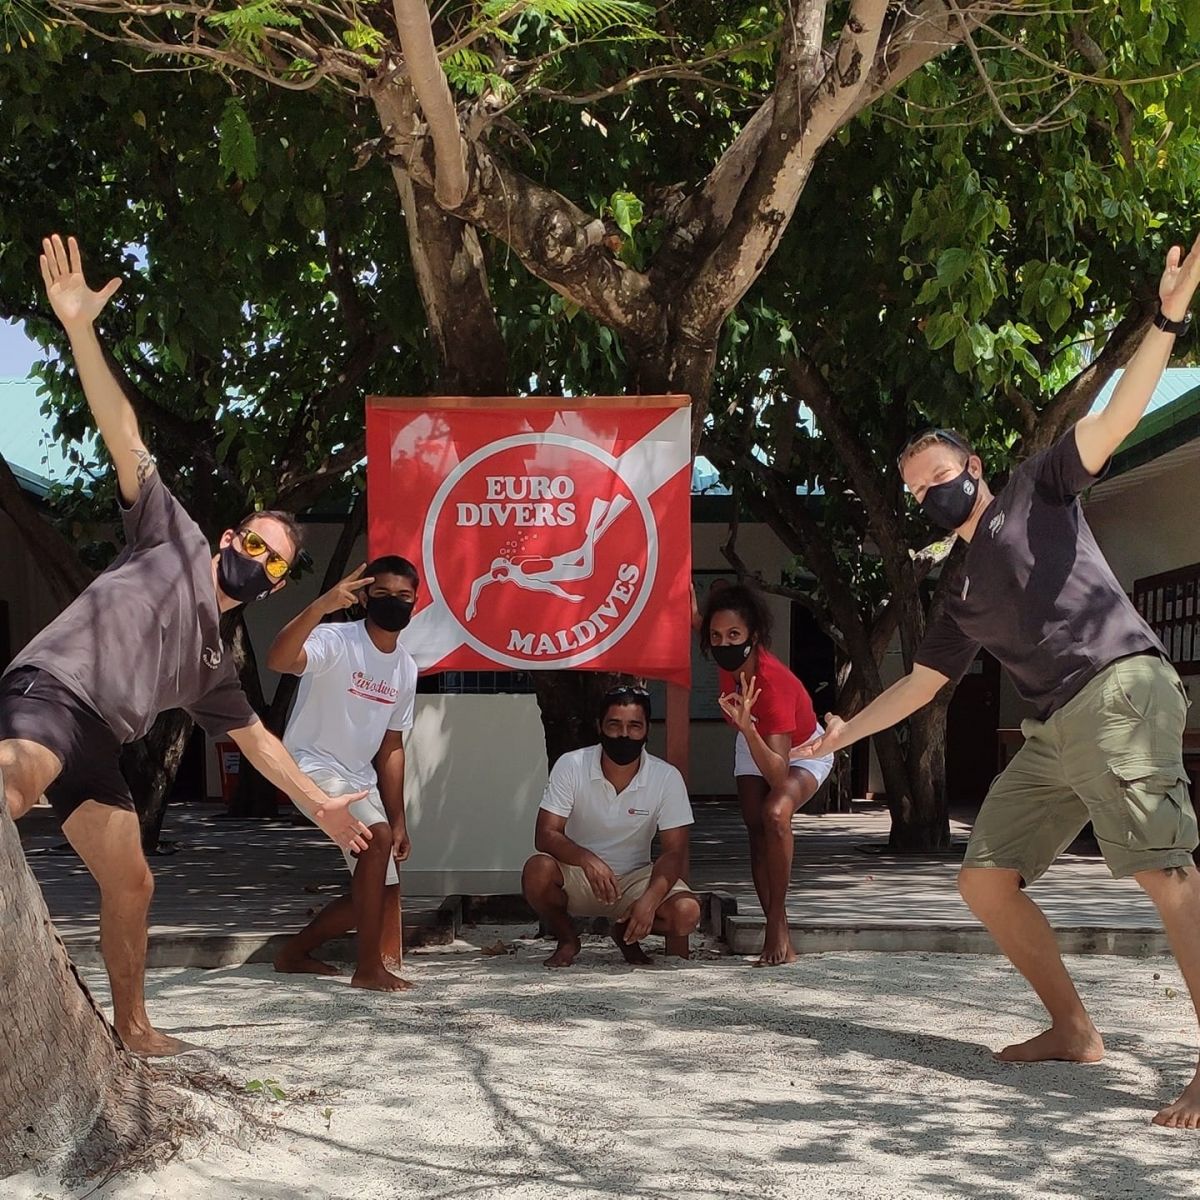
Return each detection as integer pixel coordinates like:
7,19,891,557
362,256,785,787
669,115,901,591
1154,306,1191,336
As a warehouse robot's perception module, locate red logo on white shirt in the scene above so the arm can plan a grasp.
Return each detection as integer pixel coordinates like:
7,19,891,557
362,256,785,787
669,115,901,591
348,671,398,705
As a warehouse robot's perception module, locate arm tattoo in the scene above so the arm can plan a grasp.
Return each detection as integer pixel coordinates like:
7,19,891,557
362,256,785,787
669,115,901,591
133,447,157,487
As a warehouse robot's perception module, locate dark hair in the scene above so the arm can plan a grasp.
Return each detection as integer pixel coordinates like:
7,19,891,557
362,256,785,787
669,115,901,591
241,509,305,554
598,684,651,725
699,582,773,657
365,554,420,590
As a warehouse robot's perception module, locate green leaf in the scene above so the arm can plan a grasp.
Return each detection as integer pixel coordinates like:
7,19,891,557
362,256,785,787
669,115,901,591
924,312,960,351
1047,297,1072,333
936,247,971,287
219,97,257,182
608,190,644,237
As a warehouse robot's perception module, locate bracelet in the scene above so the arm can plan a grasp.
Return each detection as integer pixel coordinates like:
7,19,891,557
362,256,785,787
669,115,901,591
1154,306,1191,336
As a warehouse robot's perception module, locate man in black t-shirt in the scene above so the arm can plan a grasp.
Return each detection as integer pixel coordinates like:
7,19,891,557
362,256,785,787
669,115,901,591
794,235,1200,1129
0,235,374,1056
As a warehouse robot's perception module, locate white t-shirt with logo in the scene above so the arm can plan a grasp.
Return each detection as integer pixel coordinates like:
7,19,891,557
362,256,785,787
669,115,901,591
282,621,418,790
539,745,693,877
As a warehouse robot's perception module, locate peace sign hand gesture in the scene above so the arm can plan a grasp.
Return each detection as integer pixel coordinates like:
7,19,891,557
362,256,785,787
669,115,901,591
317,564,375,615
1159,229,1200,322
718,673,761,735
40,235,122,334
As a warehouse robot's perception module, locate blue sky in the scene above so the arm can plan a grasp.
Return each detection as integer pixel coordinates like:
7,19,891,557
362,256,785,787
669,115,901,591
0,318,38,378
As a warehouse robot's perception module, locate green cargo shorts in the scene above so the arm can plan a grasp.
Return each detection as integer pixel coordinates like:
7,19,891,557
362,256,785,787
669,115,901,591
965,654,1197,883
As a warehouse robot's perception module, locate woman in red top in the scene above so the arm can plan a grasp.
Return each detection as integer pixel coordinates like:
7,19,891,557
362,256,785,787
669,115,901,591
698,583,835,966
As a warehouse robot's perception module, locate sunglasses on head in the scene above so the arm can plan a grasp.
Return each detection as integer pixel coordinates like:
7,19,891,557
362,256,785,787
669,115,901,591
238,528,291,582
896,428,972,470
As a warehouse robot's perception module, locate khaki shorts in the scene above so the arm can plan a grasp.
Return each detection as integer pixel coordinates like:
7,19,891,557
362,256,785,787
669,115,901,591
557,861,695,920
966,654,1197,883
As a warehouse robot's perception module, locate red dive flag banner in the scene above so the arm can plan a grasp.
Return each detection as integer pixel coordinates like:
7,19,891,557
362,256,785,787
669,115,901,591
366,396,693,688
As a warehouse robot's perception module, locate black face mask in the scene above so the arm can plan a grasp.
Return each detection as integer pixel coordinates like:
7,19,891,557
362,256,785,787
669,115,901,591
366,595,415,633
217,545,274,605
600,734,646,767
712,642,753,673
920,464,979,531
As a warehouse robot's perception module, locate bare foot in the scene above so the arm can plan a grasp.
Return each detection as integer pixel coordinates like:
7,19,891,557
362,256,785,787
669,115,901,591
544,938,581,968
1153,1075,1200,1129
119,1026,188,1057
995,1023,1105,1064
754,924,797,967
612,926,653,966
350,966,414,992
274,947,340,977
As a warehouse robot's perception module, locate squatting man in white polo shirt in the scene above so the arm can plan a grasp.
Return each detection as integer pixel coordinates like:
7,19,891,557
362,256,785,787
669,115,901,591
522,686,702,967
267,556,420,992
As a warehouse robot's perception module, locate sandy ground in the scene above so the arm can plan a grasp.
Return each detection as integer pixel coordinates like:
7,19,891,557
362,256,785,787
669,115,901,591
12,933,1200,1200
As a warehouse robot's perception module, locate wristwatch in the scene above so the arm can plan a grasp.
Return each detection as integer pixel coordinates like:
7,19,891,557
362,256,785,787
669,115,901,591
1153,306,1192,336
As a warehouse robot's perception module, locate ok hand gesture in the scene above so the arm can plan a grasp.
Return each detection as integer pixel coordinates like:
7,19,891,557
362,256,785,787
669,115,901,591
718,673,761,735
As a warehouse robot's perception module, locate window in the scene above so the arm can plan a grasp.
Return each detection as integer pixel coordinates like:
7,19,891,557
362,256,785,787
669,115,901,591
1133,562,1200,675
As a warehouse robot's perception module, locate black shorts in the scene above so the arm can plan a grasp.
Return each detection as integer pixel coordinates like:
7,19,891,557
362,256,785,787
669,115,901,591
0,666,134,822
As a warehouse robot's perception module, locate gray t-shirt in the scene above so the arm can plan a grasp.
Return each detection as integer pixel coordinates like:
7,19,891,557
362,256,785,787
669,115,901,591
11,473,258,743
915,428,1164,719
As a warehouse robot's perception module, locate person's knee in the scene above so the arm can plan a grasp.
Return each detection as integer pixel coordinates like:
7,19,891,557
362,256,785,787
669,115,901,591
106,864,153,906
522,853,562,899
957,866,1020,913
662,894,701,936
359,823,393,859
762,797,793,839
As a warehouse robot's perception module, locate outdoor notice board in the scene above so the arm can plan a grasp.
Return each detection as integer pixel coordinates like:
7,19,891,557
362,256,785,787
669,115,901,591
366,396,693,687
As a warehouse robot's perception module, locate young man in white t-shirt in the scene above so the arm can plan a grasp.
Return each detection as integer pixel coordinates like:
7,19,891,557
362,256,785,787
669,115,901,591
266,555,420,992
522,686,701,968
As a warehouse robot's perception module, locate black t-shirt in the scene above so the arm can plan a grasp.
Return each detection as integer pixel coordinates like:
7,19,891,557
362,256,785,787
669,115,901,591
915,428,1164,719
11,473,258,743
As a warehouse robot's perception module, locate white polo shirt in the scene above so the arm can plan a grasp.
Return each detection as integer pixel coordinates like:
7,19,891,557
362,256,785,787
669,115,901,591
539,745,694,877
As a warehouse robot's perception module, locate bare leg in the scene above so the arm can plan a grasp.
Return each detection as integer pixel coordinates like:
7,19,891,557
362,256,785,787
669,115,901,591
381,884,403,971
958,867,1104,1063
736,776,770,913
62,801,184,1056
611,922,653,965
1137,865,1200,1128
274,894,352,976
654,893,702,961
522,854,579,967
755,772,818,966
0,737,62,821
349,824,411,992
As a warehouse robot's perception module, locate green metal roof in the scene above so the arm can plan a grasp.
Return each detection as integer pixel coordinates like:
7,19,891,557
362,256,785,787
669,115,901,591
1110,383,1200,476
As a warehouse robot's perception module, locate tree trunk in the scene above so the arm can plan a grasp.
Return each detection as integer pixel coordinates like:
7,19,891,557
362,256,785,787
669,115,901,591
120,710,195,854
0,788,188,1181
225,613,279,819
888,695,952,852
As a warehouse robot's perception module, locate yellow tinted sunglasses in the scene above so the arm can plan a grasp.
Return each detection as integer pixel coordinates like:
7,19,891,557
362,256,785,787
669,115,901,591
238,528,291,581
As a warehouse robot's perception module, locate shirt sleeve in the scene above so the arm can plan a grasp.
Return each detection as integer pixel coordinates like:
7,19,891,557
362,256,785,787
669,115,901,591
656,767,694,831
185,663,259,738
751,681,797,737
914,609,981,685
539,754,578,819
301,624,347,678
118,471,185,550
1032,427,1108,502
387,659,417,733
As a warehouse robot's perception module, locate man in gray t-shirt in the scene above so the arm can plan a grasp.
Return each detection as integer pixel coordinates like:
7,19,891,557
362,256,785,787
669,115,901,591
792,236,1200,1129
0,235,374,1057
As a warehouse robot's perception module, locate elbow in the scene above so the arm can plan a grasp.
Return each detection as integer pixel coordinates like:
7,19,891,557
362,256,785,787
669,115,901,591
265,647,296,675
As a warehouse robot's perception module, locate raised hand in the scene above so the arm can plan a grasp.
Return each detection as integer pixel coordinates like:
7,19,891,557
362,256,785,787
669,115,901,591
1159,229,1200,321
317,564,375,615
313,789,373,853
791,714,847,760
39,235,122,333
718,673,761,735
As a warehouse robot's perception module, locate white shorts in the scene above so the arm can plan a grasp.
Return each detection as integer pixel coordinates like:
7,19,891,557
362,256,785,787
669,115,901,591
734,728,835,789
296,768,398,886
